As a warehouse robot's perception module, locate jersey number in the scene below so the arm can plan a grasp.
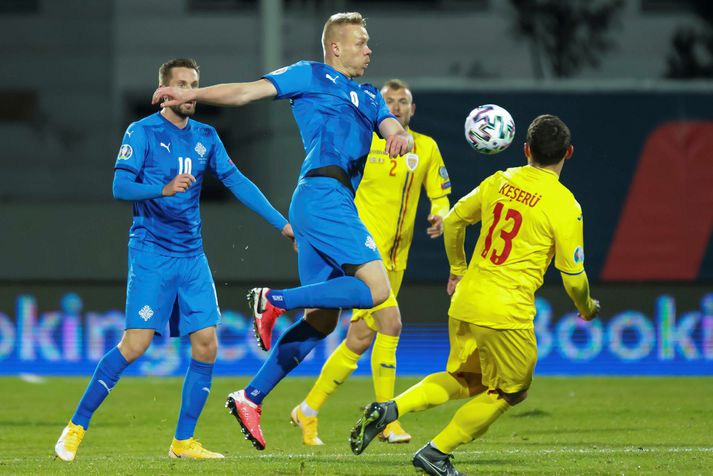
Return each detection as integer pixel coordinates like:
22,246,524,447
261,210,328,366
178,156,192,175
389,159,397,176
481,202,522,265
350,91,359,107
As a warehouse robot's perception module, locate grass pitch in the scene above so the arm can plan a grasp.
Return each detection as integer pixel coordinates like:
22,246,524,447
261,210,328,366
0,376,711,475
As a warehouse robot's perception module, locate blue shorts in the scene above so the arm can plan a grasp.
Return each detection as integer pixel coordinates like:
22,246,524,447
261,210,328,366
289,177,382,285
125,248,221,337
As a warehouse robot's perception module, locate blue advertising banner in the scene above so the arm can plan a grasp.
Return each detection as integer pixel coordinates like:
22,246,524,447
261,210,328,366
0,286,710,377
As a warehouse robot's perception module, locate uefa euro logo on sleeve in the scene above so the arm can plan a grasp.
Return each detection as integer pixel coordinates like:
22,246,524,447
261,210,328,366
117,144,133,160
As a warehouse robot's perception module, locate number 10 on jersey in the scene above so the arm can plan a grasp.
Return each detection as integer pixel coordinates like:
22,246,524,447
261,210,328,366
178,157,192,175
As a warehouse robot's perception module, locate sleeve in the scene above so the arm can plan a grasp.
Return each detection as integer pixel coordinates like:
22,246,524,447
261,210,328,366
112,168,164,201
443,184,485,275
207,128,239,182
222,171,289,232
374,89,397,136
114,123,148,174
561,271,597,316
262,61,313,100
553,198,586,275
424,140,452,199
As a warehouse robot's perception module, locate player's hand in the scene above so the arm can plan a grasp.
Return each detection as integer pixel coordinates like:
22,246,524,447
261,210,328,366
385,132,413,158
426,214,444,238
152,86,195,107
447,273,463,296
579,298,600,321
281,223,298,253
162,173,196,196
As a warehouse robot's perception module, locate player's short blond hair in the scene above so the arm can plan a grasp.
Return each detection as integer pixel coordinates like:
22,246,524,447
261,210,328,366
382,78,411,92
322,12,366,53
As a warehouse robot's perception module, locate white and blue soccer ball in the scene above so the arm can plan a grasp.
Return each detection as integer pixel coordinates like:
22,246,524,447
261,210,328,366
464,104,516,155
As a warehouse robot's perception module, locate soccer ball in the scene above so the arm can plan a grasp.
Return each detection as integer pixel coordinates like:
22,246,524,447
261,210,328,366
464,104,516,154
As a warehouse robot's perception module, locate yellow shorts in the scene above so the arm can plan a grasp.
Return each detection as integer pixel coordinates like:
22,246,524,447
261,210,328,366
446,317,536,394
351,269,404,331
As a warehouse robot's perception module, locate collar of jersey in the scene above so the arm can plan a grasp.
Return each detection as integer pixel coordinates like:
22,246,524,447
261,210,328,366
157,111,192,132
526,164,559,180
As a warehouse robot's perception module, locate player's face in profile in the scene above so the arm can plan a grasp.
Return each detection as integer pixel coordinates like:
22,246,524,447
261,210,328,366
166,67,199,118
339,25,371,78
381,87,414,128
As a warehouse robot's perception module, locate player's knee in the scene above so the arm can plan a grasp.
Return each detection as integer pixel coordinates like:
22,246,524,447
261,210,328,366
499,388,529,406
193,339,218,363
117,339,150,363
377,312,402,336
346,332,371,355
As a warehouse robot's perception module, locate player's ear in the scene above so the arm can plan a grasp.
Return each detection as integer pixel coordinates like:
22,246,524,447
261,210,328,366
523,142,531,160
411,103,416,117
564,144,574,161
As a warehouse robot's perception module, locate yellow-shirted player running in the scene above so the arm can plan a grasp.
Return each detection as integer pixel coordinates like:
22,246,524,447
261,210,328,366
350,114,600,475
291,79,451,445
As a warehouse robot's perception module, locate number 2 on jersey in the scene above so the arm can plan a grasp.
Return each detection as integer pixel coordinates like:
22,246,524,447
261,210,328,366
481,202,522,265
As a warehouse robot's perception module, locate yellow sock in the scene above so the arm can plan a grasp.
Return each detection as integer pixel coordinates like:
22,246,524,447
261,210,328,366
431,391,511,453
394,372,470,416
304,340,360,411
371,333,399,402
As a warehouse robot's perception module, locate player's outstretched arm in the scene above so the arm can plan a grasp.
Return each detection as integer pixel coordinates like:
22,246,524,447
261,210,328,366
561,271,600,321
152,79,277,108
378,117,413,158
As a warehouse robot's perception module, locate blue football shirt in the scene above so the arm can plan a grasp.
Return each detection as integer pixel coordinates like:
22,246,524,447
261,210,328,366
114,112,239,256
263,61,395,191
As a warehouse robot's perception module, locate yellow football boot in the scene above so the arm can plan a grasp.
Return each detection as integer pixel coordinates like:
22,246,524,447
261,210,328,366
54,421,86,461
379,420,412,443
168,437,224,459
290,405,324,446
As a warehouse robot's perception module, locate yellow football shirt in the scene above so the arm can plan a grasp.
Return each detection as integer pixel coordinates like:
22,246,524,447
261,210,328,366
445,165,585,329
356,129,451,271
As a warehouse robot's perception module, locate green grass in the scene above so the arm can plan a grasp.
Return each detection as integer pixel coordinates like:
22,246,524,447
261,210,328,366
0,376,711,475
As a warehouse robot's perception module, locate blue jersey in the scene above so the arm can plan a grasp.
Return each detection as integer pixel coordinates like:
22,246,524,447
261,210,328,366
263,61,394,191
114,112,240,257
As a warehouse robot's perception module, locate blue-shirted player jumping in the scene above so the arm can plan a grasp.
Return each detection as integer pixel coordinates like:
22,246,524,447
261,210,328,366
54,58,293,461
154,13,413,451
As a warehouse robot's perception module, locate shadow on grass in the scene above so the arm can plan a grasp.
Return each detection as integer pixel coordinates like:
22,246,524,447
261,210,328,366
510,409,551,418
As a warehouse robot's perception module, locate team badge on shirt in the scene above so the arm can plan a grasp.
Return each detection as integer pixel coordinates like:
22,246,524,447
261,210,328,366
405,153,419,171
117,144,133,160
195,142,206,158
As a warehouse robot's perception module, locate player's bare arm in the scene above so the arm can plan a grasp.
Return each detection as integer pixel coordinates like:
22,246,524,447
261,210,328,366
378,117,413,158
153,79,277,108
162,173,196,197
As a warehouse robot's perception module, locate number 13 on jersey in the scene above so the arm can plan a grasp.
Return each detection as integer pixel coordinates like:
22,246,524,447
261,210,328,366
481,202,522,265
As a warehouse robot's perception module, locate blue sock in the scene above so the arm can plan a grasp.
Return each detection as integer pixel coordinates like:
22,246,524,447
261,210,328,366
272,276,373,310
245,319,327,404
175,359,214,440
71,346,129,429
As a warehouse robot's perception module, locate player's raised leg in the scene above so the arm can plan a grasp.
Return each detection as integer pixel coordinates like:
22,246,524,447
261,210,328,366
55,329,153,461
248,260,387,351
